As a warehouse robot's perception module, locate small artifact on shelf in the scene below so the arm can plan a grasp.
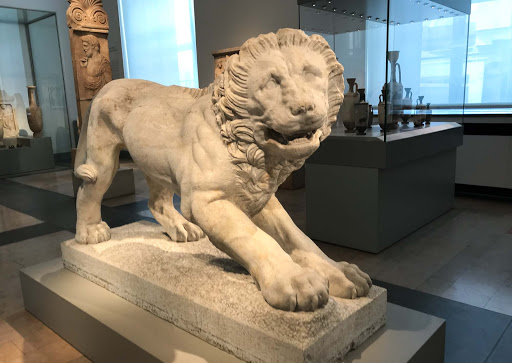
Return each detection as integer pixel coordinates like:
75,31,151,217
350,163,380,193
355,102,369,135
0,107,4,143
413,96,427,127
357,87,374,129
378,89,393,131
385,51,403,126
0,90,20,138
343,119,356,133
367,104,374,129
26,86,43,137
358,88,366,102
401,87,413,125
426,102,432,124
341,77,360,133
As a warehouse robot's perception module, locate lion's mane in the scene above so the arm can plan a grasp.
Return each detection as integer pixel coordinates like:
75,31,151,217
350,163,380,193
211,29,344,206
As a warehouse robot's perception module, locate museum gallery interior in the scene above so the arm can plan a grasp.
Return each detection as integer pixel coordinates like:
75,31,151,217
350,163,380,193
0,0,511,362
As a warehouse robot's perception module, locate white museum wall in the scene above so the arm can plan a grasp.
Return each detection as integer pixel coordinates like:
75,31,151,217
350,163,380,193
194,0,299,88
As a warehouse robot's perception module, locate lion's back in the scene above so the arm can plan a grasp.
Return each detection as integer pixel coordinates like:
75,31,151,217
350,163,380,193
91,79,210,130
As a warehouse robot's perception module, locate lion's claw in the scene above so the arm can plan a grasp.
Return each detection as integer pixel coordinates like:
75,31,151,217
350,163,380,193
76,221,111,244
338,262,372,297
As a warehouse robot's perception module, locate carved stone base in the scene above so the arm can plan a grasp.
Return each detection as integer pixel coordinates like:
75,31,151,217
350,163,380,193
61,221,386,363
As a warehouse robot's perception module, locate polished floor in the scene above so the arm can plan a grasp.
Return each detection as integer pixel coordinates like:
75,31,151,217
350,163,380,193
0,162,511,362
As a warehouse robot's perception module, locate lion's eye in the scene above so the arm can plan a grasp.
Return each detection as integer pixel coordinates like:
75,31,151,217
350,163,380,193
265,77,279,90
303,66,321,82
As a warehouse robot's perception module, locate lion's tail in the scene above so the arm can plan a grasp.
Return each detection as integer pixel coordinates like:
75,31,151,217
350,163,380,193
74,103,98,183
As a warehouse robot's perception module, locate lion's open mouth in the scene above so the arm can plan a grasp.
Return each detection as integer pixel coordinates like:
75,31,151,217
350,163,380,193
266,129,317,145
253,124,323,160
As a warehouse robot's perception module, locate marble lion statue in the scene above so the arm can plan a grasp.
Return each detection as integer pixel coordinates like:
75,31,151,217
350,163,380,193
74,28,372,311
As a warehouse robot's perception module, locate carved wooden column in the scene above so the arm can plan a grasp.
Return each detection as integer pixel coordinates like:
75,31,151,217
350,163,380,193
67,0,112,131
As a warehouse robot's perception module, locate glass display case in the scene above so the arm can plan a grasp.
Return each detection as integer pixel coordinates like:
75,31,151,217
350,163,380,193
298,0,470,140
0,6,70,164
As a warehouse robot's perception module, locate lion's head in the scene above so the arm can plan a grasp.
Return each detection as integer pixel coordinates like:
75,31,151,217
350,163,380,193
214,28,344,161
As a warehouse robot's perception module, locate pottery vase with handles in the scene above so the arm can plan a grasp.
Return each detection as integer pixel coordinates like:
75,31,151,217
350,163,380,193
341,78,361,133
384,51,403,122
426,102,432,124
26,86,43,138
378,90,393,131
413,96,427,127
401,87,413,125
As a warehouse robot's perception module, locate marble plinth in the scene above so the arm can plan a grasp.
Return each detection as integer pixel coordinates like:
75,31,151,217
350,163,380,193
61,221,386,363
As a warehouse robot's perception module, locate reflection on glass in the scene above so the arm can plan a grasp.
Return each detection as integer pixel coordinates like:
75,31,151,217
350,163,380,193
299,0,471,141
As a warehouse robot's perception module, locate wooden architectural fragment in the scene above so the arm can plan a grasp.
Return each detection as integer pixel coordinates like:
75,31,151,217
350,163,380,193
66,0,112,130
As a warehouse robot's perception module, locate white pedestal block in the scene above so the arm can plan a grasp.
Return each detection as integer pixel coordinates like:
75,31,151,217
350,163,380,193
60,221,386,363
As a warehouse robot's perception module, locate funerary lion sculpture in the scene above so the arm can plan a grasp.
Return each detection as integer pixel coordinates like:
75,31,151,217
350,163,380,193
74,28,371,312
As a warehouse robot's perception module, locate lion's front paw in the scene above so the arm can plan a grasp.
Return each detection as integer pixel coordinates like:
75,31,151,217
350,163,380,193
76,221,111,244
337,262,372,297
260,264,329,312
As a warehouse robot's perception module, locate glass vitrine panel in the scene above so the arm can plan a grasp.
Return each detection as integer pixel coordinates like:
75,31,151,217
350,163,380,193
299,0,470,140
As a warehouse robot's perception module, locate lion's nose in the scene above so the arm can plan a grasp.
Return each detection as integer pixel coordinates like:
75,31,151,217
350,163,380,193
291,102,315,116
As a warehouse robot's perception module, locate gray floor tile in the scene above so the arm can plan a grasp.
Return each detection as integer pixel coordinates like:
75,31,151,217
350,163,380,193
486,321,512,363
486,286,512,316
0,206,42,233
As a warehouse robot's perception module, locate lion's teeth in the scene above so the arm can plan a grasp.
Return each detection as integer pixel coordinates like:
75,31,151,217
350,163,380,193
291,137,307,144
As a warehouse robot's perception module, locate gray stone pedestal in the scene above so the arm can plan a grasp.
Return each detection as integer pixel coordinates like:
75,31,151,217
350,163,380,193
60,221,387,363
20,259,445,363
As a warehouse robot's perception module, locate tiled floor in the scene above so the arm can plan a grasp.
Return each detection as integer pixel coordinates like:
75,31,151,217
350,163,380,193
0,206,42,234
0,162,511,362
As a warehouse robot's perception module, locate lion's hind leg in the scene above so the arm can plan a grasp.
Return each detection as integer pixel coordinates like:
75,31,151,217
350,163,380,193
146,177,205,242
75,143,120,244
